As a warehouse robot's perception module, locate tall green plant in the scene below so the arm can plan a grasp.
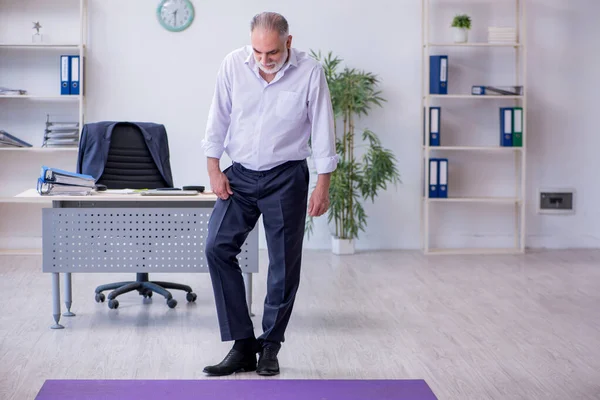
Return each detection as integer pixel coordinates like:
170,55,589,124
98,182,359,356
306,50,400,240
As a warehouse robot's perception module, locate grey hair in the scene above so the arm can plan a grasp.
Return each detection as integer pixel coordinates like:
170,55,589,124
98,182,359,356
250,12,289,39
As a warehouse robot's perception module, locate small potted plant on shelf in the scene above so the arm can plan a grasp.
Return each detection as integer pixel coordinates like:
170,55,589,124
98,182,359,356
306,50,401,255
451,14,471,43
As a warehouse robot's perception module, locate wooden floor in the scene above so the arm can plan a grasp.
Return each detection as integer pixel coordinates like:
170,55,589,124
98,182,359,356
1,249,600,399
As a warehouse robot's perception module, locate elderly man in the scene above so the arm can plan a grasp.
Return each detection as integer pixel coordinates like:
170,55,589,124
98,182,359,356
201,11,337,376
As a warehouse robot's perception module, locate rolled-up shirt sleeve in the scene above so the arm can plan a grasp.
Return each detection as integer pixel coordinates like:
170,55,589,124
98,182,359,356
307,65,339,174
202,57,232,159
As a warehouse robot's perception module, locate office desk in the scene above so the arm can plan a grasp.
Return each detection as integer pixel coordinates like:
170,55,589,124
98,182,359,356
15,189,259,329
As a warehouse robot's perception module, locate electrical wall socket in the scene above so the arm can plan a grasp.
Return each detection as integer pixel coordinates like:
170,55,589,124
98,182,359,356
538,188,575,214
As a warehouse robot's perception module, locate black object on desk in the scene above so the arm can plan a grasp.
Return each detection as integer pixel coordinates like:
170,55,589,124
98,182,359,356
182,185,205,192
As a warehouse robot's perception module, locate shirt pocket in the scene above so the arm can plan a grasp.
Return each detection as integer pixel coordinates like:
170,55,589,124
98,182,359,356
275,91,305,121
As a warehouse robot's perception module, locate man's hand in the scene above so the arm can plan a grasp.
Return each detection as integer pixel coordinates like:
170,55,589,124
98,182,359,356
207,157,233,200
209,170,233,200
308,173,331,217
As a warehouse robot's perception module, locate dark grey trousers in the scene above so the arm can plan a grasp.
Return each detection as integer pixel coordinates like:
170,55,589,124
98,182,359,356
205,159,309,343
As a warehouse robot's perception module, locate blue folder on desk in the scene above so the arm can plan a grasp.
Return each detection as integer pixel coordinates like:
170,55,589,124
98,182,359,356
40,166,96,188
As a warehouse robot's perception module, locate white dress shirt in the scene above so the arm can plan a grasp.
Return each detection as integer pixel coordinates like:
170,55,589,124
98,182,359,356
202,45,338,174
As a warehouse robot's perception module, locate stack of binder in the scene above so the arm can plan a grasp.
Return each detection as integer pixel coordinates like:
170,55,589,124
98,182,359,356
0,130,32,148
37,166,96,196
499,107,523,147
428,158,448,198
60,55,81,95
42,114,79,148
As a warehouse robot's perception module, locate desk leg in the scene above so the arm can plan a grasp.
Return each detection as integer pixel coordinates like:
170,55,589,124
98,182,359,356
51,273,64,329
243,272,254,317
63,273,75,317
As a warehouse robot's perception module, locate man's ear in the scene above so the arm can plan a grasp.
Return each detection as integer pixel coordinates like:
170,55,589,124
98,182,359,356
286,35,293,49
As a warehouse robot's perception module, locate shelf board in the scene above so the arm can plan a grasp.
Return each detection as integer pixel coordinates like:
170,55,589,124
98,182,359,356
425,247,524,255
426,94,523,99
0,95,81,100
0,248,42,256
425,146,523,151
427,42,521,47
0,147,78,152
0,43,83,49
427,197,521,204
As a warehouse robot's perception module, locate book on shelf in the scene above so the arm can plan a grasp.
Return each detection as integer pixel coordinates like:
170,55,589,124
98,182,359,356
60,55,81,95
0,130,32,147
488,27,517,43
499,107,523,147
0,86,27,96
472,86,523,96
428,158,448,198
423,106,441,146
429,55,448,94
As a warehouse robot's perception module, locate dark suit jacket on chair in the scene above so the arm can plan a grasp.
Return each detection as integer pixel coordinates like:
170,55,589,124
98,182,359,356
76,121,174,187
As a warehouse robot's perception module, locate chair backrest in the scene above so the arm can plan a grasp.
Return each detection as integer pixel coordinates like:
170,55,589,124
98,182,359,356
96,123,168,189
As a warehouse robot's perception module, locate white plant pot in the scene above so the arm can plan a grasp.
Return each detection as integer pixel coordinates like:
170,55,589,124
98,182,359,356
331,237,355,255
453,27,469,43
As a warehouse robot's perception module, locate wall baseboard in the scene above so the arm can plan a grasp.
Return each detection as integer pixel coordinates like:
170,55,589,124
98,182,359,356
525,234,600,249
1,234,597,253
0,237,42,251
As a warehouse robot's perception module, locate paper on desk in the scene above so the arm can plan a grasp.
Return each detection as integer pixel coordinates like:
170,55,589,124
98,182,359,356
103,189,147,194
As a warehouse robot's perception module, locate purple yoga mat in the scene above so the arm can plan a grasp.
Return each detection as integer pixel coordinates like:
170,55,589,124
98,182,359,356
36,379,437,400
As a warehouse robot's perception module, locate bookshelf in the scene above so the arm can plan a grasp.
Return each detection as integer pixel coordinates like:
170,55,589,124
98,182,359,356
0,0,87,254
0,0,87,191
420,0,526,255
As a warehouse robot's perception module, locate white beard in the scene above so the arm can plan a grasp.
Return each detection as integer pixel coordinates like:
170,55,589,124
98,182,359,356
257,48,288,75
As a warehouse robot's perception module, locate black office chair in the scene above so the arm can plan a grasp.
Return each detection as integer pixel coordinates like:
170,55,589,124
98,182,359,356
82,122,197,310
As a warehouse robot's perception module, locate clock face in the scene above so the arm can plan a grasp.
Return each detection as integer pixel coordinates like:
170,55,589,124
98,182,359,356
157,0,195,32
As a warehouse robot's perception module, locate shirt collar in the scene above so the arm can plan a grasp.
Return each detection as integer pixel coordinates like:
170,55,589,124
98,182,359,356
244,45,297,71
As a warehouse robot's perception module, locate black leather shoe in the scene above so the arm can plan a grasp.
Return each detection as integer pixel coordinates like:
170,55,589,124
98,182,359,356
257,345,280,376
203,348,257,376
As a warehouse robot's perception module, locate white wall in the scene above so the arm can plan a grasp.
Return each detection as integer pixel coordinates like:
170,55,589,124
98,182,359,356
524,0,600,248
1,0,599,251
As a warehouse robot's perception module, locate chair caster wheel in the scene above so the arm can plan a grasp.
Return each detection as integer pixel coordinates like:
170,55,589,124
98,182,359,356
95,293,105,303
186,292,197,302
143,290,153,298
108,299,119,309
167,298,177,308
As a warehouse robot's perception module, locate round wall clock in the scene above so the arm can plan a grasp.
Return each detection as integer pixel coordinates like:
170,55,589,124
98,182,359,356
157,0,195,32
